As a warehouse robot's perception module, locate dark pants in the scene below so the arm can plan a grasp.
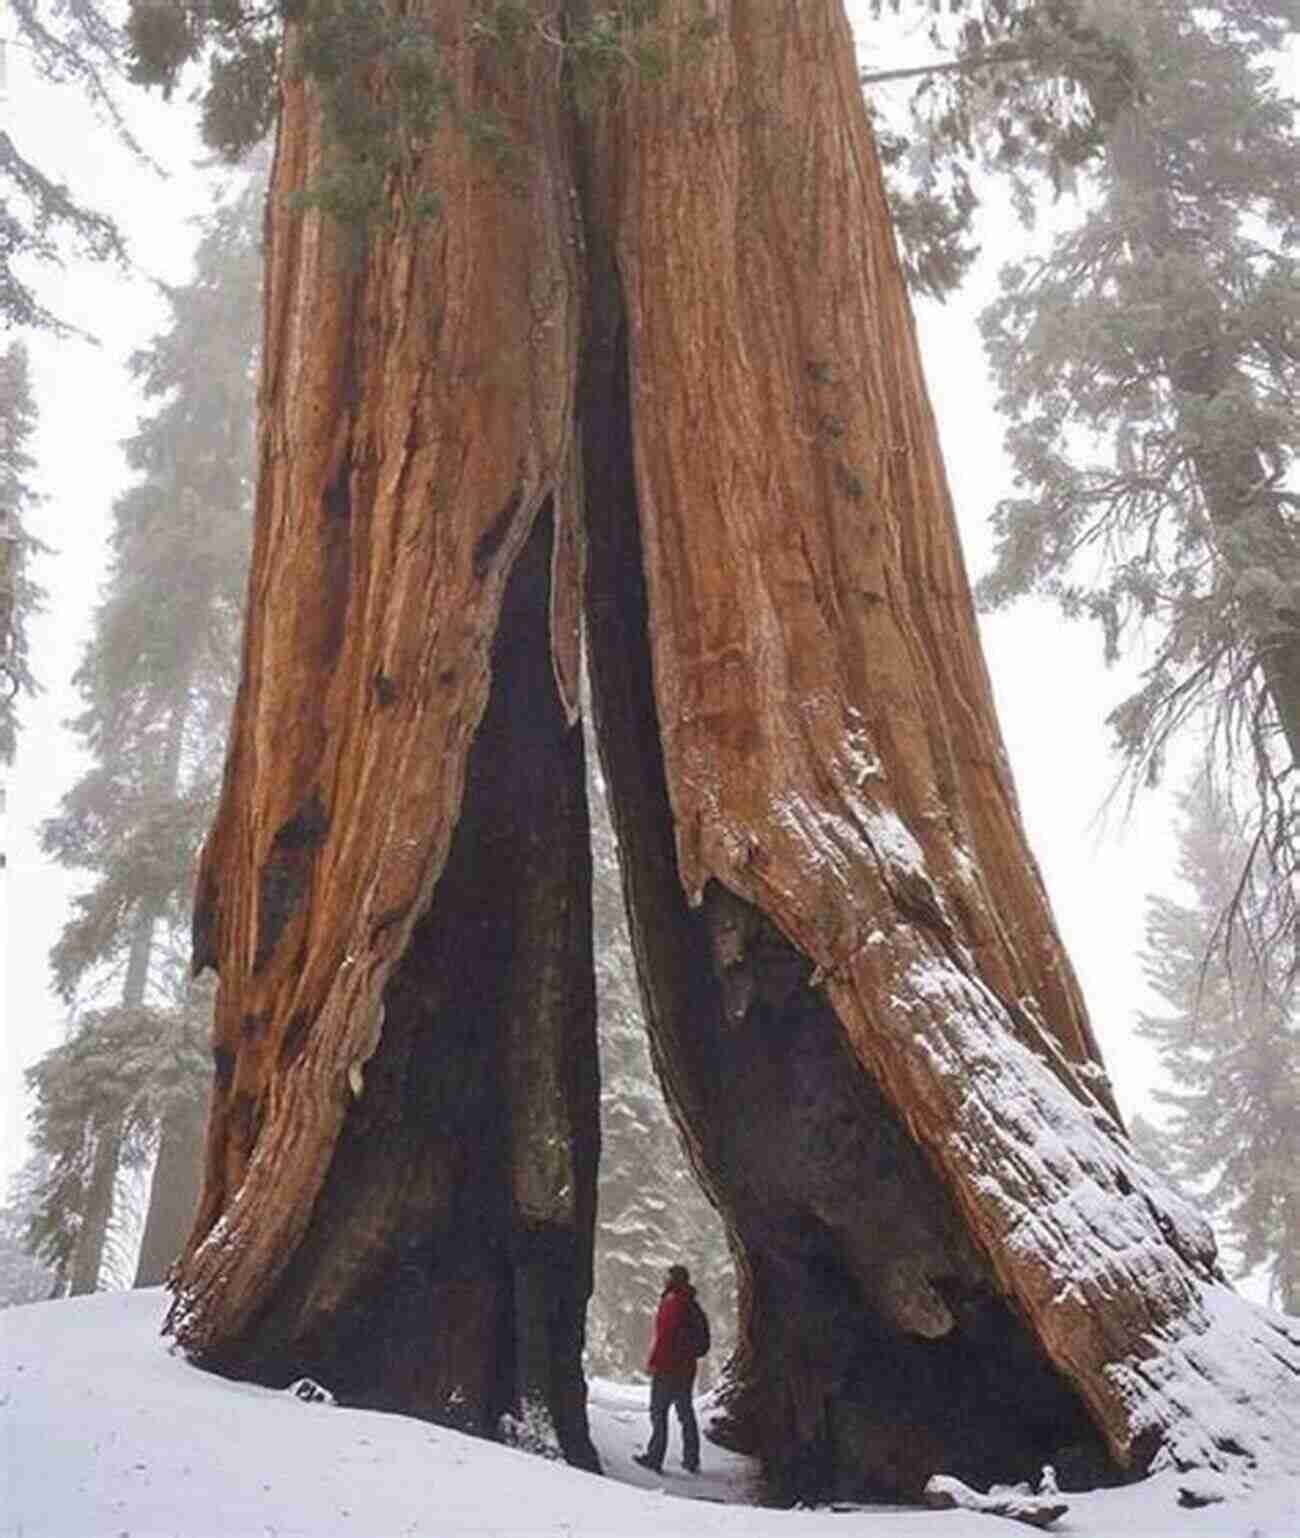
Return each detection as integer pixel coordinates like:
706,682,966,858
646,1368,699,1470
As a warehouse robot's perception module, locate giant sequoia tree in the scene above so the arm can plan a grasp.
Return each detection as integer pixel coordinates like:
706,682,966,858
149,0,1300,1502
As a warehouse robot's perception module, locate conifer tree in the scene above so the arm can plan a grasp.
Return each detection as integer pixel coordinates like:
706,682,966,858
1139,775,1300,1315
861,0,1142,299
1,337,42,909
2,0,133,331
973,1,1299,942
25,179,259,1293
0,1155,58,1306
0,340,43,770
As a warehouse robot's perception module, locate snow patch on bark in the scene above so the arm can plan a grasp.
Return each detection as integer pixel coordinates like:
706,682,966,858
670,728,1300,1482
1118,1286,1300,1482
875,949,1300,1481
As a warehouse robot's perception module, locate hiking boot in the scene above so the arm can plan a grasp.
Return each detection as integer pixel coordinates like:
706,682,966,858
633,1453,662,1473
682,1463,700,1475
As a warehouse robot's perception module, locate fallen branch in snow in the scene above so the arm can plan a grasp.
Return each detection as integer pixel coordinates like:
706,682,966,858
923,1473,1069,1528
285,1378,336,1405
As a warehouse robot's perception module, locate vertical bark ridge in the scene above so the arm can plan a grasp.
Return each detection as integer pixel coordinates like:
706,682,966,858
579,0,1298,1485
576,132,1112,1500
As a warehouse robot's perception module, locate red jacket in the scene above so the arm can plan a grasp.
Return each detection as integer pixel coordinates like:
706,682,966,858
647,1283,697,1376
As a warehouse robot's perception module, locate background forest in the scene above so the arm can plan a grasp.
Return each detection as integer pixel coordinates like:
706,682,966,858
1,0,1296,1382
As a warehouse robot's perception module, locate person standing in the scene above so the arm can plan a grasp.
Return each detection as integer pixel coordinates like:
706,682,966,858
633,1263,704,1475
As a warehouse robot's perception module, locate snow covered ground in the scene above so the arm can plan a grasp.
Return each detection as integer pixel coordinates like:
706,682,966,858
2,1290,1296,1537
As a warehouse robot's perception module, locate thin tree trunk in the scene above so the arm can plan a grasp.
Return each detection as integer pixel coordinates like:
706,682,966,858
131,667,211,1287
66,902,158,1295
72,669,201,1295
133,1096,206,1288
66,1113,125,1296
168,0,1300,1498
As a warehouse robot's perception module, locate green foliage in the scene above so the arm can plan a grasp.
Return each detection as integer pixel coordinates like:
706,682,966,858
2,0,137,331
0,1157,59,1306
23,175,261,1292
1137,775,1300,1314
873,123,979,300
862,1,1142,299
127,0,283,158
203,32,282,160
24,998,210,1282
131,0,460,220
975,0,1300,968
127,1,695,231
290,0,450,225
564,3,669,115
0,342,45,762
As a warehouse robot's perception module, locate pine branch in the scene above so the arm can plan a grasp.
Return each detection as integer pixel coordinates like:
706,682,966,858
860,45,1034,89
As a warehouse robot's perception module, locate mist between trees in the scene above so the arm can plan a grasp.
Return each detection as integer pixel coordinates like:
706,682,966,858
0,0,1296,1508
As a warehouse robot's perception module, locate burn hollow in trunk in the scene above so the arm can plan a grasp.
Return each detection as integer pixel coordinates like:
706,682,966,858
187,505,601,1471
577,247,1111,1503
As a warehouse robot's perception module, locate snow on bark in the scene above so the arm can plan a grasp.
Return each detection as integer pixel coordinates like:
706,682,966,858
582,0,1300,1478
167,0,1300,1493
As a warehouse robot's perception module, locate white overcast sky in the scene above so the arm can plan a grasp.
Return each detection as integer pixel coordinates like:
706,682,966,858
1,5,1182,1191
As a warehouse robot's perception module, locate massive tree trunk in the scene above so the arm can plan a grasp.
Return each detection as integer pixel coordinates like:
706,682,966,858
168,2,599,1466
168,0,1300,1499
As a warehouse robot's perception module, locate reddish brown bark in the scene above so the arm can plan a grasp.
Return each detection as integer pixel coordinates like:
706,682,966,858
168,2,598,1466
169,0,1299,1500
